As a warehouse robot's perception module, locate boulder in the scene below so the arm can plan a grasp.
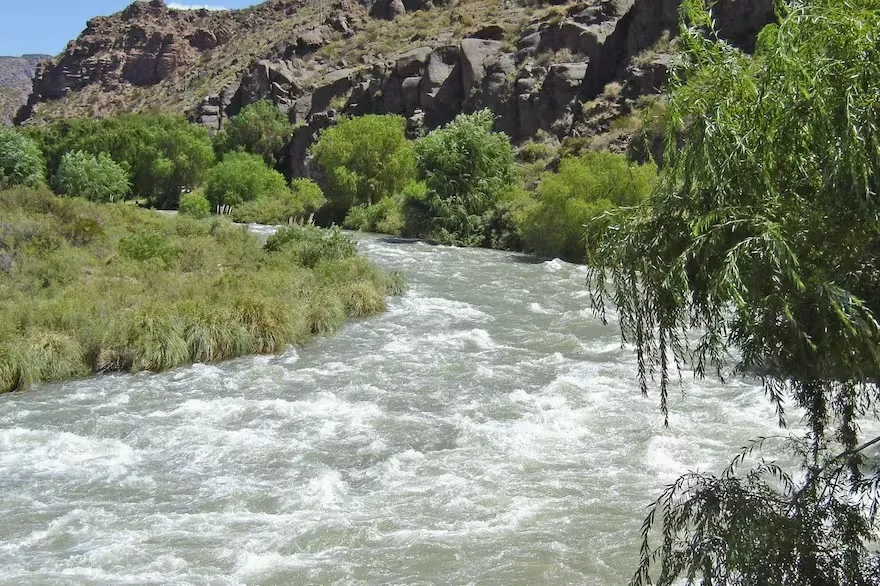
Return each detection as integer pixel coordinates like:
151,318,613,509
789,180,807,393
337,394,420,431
187,28,218,50
420,45,461,117
310,68,355,114
371,0,406,20
460,38,512,96
393,46,432,78
296,28,326,55
467,24,505,41
402,76,422,113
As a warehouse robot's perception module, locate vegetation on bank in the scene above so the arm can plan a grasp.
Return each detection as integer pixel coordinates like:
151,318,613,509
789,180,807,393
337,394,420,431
588,0,880,583
0,187,403,394
3,95,657,262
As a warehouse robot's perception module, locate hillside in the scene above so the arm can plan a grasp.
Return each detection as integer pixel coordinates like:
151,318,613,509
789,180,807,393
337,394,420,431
0,55,51,125
16,0,775,172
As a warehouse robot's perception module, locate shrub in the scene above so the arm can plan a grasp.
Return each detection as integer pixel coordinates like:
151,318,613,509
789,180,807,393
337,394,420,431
204,152,289,208
265,225,356,267
311,114,415,217
55,151,130,203
344,196,404,235
214,100,293,166
517,152,657,262
231,178,326,225
520,140,556,163
0,188,402,392
289,178,326,212
0,129,45,189
406,110,515,246
118,231,176,265
179,191,211,219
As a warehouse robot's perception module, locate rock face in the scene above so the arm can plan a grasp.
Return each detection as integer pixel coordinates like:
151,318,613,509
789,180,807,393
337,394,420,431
0,55,50,125
16,0,775,168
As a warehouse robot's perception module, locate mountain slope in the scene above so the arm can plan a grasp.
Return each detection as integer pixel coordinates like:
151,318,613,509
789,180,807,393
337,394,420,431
0,54,50,125
16,0,775,171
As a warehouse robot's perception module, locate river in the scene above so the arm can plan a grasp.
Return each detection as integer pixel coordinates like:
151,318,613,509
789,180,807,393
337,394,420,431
0,233,783,585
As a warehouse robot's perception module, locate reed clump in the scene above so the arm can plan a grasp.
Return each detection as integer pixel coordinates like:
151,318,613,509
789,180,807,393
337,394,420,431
0,187,403,393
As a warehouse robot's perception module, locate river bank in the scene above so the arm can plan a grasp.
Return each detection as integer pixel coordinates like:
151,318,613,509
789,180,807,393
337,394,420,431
0,188,402,393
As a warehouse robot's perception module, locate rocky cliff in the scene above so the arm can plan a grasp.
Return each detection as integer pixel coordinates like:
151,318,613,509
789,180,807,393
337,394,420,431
0,55,50,125
16,0,775,172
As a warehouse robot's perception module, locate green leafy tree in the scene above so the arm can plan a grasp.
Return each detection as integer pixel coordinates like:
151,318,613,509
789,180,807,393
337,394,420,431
406,110,515,246
204,152,289,209
179,191,211,219
311,114,415,216
214,100,293,166
0,129,45,189
586,2,880,584
26,115,215,208
517,152,656,262
55,151,130,203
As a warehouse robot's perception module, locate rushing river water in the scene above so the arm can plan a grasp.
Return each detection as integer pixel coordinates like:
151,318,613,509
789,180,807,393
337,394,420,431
0,233,785,585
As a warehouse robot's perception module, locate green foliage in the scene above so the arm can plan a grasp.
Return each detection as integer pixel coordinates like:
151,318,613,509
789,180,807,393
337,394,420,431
179,191,211,219
118,231,176,266
0,129,45,189
26,114,215,208
519,140,556,163
405,110,515,246
55,150,130,203
0,187,401,393
214,100,293,166
311,114,415,215
265,225,357,268
518,152,656,262
289,178,326,211
231,178,326,225
584,2,880,584
344,196,404,235
204,152,289,208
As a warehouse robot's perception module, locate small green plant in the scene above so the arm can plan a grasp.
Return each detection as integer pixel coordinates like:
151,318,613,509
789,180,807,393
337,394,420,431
231,178,326,225
118,231,176,265
344,196,404,235
265,225,357,267
519,140,556,163
405,110,515,246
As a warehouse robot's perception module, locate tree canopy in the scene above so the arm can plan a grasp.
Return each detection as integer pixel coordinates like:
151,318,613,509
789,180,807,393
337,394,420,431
56,151,130,203
586,1,880,583
0,129,45,189
405,110,515,246
204,151,289,208
518,152,656,262
26,114,215,208
214,100,293,166
311,114,415,215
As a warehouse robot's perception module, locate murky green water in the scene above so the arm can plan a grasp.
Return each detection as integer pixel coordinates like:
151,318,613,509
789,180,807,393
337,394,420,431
0,233,783,585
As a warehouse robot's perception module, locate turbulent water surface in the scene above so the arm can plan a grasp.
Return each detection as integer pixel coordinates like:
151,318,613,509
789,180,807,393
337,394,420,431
0,233,784,585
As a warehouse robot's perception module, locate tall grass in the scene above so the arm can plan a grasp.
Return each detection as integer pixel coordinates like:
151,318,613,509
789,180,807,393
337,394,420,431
0,187,403,393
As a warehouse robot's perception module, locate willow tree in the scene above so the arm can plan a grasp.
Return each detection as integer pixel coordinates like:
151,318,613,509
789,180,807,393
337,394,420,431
586,1,880,583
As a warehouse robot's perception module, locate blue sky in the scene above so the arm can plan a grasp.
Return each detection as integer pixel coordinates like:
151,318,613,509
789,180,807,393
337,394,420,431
0,1,258,57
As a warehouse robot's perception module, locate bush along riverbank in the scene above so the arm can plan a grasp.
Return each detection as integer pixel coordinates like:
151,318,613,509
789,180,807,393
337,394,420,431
1,102,659,265
0,187,404,393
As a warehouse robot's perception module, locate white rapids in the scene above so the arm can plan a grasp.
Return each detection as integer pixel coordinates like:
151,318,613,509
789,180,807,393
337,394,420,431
0,234,784,585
